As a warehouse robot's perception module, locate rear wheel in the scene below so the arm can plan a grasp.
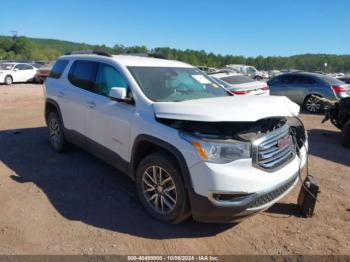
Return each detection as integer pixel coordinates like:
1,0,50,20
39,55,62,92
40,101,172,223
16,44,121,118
136,152,190,223
4,75,13,85
47,111,68,152
304,95,322,113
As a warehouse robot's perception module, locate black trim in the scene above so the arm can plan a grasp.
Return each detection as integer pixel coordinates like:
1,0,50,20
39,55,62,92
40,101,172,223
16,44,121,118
129,135,193,189
64,129,129,174
45,99,64,127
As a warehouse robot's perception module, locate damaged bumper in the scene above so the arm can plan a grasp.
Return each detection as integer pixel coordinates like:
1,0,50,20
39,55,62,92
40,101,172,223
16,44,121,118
188,144,307,223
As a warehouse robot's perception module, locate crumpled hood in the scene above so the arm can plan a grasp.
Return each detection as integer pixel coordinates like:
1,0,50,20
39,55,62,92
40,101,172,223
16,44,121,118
153,96,300,122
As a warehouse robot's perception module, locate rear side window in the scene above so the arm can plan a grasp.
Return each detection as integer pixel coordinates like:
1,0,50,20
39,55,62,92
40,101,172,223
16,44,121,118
292,76,317,85
68,60,98,90
319,75,345,85
49,60,69,79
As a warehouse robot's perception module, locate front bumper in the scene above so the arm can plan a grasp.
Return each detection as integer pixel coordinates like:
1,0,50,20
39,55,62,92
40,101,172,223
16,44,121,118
187,144,307,223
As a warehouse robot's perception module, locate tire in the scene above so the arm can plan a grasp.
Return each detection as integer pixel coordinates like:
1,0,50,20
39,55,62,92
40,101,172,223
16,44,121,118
136,152,190,223
4,75,13,85
304,95,322,113
47,111,68,152
341,120,350,149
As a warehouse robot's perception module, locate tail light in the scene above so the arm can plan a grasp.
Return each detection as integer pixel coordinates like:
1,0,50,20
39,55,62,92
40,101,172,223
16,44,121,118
332,85,346,93
231,90,249,95
261,85,269,91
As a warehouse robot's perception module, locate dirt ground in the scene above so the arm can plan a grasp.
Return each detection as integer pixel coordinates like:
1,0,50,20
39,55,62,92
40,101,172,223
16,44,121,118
0,84,349,255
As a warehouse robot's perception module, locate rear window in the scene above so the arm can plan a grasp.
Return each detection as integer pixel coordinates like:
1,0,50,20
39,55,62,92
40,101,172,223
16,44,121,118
68,60,98,90
220,75,255,85
318,75,346,85
49,60,69,79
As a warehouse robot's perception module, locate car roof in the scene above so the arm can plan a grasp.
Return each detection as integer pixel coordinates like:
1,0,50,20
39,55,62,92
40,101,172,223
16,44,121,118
283,71,322,77
59,54,193,68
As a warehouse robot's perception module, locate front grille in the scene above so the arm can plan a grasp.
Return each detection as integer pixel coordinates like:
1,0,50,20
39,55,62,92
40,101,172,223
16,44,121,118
248,175,297,208
252,124,296,171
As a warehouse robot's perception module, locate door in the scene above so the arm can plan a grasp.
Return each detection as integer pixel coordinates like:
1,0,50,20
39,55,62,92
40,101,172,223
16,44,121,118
12,64,26,82
61,60,98,137
285,75,317,104
86,62,134,161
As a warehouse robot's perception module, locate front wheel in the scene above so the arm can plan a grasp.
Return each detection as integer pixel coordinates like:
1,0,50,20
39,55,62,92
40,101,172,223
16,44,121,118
4,75,13,85
304,95,322,113
136,152,190,223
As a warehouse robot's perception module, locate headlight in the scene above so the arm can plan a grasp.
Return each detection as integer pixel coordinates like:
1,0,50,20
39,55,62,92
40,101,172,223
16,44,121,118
180,132,251,164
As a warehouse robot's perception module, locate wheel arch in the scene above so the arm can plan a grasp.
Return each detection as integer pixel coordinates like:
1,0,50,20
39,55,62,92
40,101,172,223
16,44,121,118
4,74,13,83
45,99,64,127
129,134,193,190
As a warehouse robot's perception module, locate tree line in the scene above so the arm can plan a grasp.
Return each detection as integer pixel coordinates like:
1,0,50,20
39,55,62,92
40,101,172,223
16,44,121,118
1,35,349,72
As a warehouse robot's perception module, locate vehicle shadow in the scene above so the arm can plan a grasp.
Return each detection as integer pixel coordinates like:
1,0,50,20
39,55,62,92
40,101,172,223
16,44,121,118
0,127,233,239
307,128,349,167
265,203,302,218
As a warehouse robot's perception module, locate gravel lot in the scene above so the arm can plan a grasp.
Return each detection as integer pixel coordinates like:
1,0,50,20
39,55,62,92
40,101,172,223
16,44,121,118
0,84,349,255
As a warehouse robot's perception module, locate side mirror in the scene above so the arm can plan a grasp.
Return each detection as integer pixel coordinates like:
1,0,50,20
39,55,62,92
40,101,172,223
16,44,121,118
13,68,18,72
109,87,134,104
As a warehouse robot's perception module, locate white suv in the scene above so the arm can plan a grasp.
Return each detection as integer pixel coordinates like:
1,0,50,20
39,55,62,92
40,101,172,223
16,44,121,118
44,51,308,223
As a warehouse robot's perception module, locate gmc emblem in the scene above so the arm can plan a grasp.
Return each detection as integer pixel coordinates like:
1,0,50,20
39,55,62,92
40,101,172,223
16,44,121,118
277,137,290,148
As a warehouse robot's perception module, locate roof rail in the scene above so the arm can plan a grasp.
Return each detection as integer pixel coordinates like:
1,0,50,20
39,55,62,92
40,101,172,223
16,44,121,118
124,52,168,60
64,50,112,57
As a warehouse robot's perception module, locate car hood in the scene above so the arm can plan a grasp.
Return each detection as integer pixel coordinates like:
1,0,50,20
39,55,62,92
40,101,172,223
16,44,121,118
153,96,300,122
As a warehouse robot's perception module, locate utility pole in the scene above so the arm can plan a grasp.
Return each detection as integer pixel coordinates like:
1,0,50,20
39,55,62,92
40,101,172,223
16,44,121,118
10,30,18,39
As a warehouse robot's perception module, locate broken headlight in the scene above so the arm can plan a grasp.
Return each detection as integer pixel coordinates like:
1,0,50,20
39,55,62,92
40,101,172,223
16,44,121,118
180,132,251,164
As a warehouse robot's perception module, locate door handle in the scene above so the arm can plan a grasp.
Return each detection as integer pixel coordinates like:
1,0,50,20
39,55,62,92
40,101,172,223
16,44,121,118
87,101,96,108
58,91,64,98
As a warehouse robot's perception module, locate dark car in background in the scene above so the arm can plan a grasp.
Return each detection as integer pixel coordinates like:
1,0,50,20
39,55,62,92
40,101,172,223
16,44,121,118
268,72,350,113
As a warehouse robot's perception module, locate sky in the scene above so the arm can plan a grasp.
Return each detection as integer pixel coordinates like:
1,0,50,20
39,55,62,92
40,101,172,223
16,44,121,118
0,0,349,57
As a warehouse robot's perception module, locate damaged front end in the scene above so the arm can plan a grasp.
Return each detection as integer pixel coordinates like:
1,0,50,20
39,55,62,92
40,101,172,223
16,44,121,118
158,116,307,169
317,96,350,148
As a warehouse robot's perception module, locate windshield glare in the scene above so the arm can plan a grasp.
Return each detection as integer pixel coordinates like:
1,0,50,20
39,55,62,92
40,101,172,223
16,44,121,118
0,63,15,70
128,67,230,102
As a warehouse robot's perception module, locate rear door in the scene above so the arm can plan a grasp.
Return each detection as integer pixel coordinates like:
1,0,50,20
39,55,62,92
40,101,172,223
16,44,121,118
61,60,98,137
285,75,317,104
20,64,37,81
85,62,135,161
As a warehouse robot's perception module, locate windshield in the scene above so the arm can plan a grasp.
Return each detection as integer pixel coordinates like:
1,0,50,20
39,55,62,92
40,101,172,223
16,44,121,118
0,63,15,70
220,75,255,85
128,67,230,102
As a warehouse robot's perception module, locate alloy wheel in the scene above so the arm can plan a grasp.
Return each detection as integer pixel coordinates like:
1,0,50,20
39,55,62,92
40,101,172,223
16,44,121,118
142,166,177,215
305,96,321,113
49,117,62,148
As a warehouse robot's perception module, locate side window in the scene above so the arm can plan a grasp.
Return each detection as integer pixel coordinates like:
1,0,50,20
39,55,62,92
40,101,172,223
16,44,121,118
68,60,98,90
49,60,69,79
284,75,296,84
94,63,128,96
14,64,24,70
22,64,33,70
293,76,316,85
268,76,282,86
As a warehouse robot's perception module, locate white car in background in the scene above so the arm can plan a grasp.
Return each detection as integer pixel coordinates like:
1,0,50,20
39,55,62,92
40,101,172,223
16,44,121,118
209,71,270,96
224,64,265,80
0,62,38,85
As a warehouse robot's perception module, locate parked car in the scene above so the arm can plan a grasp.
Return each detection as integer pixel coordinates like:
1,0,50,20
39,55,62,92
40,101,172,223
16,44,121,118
44,51,307,223
224,64,266,80
338,77,350,84
209,71,269,96
268,72,350,113
0,62,38,85
268,70,282,78
34,63,53,83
